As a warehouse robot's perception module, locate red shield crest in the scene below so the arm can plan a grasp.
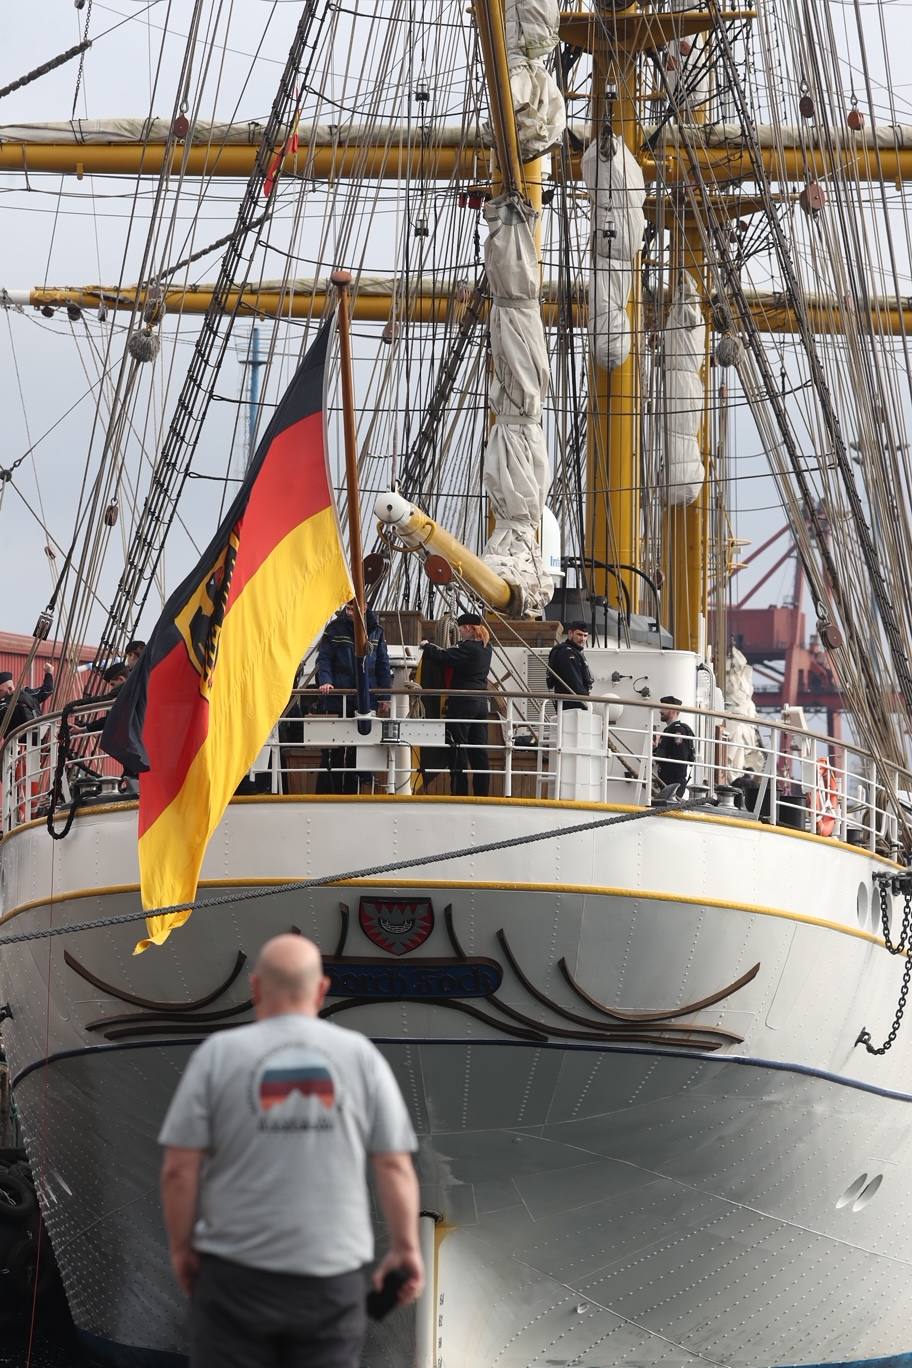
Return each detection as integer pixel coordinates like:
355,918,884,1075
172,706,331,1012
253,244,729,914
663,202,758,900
358,898,434,956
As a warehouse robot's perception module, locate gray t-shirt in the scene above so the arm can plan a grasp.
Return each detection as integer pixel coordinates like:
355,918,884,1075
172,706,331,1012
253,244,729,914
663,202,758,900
158,1014,417,1276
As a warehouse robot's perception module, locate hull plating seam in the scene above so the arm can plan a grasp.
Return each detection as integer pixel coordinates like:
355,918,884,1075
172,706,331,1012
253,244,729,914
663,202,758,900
0,877,891,950
12,1036,912,1104
1,793,899,863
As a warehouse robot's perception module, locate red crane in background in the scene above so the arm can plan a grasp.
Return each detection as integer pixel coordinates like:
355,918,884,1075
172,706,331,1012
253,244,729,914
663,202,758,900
724,525,844,736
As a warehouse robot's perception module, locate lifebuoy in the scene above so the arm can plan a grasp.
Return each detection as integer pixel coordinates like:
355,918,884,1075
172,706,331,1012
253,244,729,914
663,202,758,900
815,758,839,837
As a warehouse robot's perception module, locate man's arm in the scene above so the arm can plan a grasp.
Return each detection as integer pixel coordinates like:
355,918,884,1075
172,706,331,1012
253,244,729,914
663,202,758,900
316,628,335,691
34,669,54,704
374,631,392,713
374,631,392,694
160,1146,205,1295
370,1151,425,1304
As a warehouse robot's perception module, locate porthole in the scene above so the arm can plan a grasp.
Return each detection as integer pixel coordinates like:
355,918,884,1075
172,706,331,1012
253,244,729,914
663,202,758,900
836,1173,868,1208
856,882,868,927
852,1174,883,1212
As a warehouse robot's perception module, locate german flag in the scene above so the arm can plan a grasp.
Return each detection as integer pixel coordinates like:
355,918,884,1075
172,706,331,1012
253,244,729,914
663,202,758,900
102,320,352,952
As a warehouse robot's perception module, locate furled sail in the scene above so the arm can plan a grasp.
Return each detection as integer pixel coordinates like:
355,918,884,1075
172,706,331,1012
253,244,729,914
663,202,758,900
582,131,646,371
660,272,705,506
504,0,566,158
481,195,552,612
475,0,565,612
663,0,710,119
724,646,765,776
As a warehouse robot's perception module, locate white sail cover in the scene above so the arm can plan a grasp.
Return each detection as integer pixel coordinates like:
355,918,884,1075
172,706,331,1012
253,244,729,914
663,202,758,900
724,646,765,776
8,118,912,153
504,0,565,159
660,272,705,506
663,0,710,118
482,195,552,612
581,134,646,371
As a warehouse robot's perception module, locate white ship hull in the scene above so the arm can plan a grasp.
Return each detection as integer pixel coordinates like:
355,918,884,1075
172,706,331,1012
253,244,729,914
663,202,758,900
1,794,910,1366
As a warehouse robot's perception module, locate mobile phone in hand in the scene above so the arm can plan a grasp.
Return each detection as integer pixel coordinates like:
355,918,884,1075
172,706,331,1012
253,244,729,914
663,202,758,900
367,1267,408,1320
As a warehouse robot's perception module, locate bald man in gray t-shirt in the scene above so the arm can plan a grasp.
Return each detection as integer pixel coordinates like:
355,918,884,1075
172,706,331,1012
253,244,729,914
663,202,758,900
159,935,423,1368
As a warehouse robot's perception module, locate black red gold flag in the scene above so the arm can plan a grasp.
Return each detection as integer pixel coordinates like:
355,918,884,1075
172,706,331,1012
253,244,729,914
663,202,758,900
102,320,352,950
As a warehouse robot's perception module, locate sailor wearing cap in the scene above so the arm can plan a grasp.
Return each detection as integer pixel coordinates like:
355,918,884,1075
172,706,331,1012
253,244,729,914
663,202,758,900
0,664,54,731
69,663,130,735
546,622,593,709
653,695,695,794
420,613,493,796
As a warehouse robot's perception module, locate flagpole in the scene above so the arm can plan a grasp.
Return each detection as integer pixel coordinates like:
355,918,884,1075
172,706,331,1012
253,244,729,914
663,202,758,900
331,269,368,659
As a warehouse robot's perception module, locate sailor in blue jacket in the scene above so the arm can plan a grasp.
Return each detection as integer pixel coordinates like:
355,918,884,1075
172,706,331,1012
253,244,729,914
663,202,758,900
315,601,391,793
316,600,392,716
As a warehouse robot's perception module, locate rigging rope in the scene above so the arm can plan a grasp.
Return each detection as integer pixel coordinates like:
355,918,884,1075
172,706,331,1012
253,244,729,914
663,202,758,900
90,0,328,674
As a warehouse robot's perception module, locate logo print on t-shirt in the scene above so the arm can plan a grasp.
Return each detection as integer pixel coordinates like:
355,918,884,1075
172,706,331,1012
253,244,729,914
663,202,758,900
252,1044,339,1132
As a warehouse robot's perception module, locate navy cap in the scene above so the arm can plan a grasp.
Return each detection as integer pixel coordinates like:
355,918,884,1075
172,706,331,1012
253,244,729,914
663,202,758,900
660,694,682,706
0,672,12,685
457,612,483,626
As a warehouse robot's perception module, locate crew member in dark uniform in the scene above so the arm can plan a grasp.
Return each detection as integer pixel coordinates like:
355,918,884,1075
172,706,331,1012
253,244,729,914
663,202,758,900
653,694,695,794
315,600,391,793
74,663,129,734
547,621,593,708
0,666,54,732
420,613,492,797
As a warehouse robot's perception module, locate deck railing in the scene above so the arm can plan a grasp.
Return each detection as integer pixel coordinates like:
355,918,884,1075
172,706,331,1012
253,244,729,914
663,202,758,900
1,690,908,856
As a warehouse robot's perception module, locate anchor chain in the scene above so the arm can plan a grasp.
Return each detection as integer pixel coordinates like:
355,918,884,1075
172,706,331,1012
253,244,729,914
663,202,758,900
857,873,912,1055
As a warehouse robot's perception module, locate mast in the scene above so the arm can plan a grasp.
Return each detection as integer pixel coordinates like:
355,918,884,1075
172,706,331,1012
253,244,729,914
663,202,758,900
331,271,368,659
665,222,711,654
467,0,561,616
587,8,641,612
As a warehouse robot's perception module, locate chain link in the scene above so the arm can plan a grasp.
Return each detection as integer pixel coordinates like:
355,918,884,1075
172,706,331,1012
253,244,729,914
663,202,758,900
70,0,93,118
857,877,912,1055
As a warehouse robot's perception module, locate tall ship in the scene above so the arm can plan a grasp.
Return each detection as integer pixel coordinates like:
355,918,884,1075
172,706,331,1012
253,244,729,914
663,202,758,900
2,1,912,1364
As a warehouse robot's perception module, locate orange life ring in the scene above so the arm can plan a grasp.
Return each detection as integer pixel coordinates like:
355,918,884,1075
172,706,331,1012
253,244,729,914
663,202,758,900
815,757,839,837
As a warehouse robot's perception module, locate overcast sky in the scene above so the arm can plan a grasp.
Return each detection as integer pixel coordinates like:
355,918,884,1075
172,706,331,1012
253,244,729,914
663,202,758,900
2,3,306,647
3,1,912,651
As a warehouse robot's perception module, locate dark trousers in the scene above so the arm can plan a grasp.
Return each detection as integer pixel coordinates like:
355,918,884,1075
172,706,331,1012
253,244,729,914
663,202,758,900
316,700,357,794
446,707,489,797
191,1253,368,1368
316,747,357,794
657,760,689,792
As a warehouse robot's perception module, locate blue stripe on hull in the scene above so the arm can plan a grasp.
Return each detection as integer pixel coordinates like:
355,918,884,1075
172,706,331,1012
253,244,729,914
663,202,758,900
779,1358,912,1368
77,1329,186,1367
77,1328,912,1368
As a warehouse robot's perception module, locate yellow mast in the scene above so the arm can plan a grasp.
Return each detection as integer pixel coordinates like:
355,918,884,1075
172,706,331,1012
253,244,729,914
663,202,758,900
662,220,711,653
587,8,641,611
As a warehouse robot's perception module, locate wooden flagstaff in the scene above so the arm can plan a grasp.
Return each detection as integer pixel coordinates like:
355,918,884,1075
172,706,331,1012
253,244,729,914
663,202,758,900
330,269,368,659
